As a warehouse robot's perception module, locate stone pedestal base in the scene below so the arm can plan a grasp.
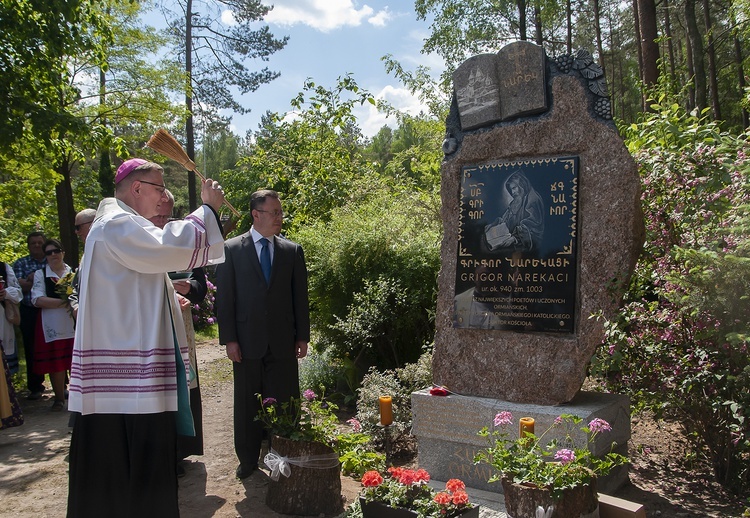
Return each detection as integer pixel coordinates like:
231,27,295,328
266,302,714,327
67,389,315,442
411,390,630,494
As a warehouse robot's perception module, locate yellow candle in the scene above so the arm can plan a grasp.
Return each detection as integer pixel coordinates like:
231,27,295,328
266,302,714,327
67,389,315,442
519,417,535,437
379,396,393,426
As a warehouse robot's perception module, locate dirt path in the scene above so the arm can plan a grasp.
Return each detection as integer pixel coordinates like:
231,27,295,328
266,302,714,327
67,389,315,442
0,340,359,518
0,339,746,517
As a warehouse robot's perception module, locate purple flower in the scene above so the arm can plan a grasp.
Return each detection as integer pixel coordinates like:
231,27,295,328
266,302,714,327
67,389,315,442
207,317,215,324
347,418,362,432
555,449,576,464
302,389,316,401
588,418,612,433
262,397,277,406
494,411,513,427
554,416,563,426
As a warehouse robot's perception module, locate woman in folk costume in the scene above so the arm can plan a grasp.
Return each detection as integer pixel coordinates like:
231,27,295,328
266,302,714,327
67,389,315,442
0,260,23,429
0,260,22,373
31,239,74,411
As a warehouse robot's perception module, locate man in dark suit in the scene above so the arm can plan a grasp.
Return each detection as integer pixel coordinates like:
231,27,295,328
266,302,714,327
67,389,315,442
215,189,310,479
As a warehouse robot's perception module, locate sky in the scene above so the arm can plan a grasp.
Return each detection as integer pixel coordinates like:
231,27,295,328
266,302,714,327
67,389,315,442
143,0,444,139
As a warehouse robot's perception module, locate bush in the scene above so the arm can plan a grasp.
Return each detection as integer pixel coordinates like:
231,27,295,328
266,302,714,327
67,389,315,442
191,278,217,332
592,97,750,494
299,348,340,398
355,351,433,444
295,188,441,372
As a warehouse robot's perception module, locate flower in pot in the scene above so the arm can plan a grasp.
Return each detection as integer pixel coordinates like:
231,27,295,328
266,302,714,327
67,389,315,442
474,412,628,517
256,389,343,515
358,467,478,518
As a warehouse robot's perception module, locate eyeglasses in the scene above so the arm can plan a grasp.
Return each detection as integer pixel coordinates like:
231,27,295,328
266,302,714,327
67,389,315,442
139,179,167,194
255,209,284,218
75,221,94,231
44,249,63,256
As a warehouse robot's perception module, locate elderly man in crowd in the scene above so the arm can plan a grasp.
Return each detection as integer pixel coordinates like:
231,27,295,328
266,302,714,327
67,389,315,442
13,231,47,398
66,158,226,518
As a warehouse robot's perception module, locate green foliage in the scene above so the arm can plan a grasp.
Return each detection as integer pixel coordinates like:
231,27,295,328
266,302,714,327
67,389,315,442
335,432,386,478
299,348,341,399
355,352,433,442
475,413,627,500
227,75,376,236
0,146,62,261
296,188,440,370
0,0,111,151
256,390,339,447
593,91,750,494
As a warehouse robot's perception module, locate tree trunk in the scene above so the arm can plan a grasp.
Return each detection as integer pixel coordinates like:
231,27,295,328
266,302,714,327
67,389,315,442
185,0,197,211
663,0,676,82
501,477,599,518
637,0,660,87
566,0,572,54
685,0,706,111
702,0,720,120
533,0,542,45
593,0,606,77
55,158,79,269
517,0,527,41
632,0,644,109
265,436,343,516
734,30,749,128
685,31,696,109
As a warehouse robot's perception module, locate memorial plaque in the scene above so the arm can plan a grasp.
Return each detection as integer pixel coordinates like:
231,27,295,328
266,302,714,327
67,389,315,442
453,157,579,332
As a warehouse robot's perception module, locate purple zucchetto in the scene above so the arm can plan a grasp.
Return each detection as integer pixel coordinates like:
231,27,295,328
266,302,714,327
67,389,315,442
114,158,148,184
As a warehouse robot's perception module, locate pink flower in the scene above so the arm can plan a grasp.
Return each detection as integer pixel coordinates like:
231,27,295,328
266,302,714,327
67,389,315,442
262,397,277,406
347,418,362,432
494,411,513,427
588,418,612,433
554,448,576,464
302,389,316,401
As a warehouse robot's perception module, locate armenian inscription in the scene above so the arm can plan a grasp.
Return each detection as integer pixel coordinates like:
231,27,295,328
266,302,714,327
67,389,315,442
453,157,579,332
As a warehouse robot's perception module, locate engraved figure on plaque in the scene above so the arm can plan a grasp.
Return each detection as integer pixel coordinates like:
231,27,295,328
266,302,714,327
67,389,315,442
483,171,544,253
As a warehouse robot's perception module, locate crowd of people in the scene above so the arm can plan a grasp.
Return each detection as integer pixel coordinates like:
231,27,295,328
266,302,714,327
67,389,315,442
0,158,311,518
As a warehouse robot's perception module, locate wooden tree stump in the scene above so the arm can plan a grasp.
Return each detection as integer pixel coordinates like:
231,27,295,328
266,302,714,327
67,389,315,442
265,436,343,516
501,477,599,518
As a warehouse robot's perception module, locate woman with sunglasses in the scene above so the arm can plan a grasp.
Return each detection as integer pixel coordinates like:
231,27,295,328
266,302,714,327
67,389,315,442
31,239,74,411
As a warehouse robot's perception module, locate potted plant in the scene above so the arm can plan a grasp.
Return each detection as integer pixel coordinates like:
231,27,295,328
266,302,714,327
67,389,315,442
257,389,343,515
474,411,628,518
357,467,479,518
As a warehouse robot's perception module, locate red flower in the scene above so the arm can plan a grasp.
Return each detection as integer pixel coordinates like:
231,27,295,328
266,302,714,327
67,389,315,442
433,492,451,505
415,469,430,483
429,385,450,396
452,490,470,505
445,478,465,493
398,470,417,485
361,470,383,487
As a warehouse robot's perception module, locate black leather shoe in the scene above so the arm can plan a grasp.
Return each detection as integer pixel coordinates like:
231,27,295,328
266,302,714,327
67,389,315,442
236,464,257,479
